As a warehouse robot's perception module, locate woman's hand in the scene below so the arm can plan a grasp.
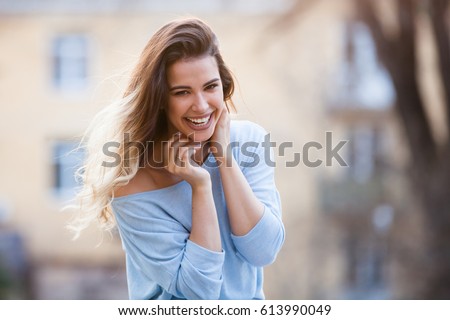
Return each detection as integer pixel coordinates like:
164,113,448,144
164,133,210,188
210,107,230,163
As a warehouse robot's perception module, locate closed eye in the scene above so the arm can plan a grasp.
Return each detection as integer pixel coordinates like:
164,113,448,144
173,90,190,96
205,83,219,90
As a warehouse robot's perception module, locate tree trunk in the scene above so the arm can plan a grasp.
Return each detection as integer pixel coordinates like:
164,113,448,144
420,152,450,298
356,0,450,298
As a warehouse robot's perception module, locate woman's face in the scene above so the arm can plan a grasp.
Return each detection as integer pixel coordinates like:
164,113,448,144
165,55,225,143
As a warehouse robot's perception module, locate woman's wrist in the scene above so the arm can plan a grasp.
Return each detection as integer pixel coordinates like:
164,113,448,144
217,153,236,171
189,176,212,191
208,140,231,166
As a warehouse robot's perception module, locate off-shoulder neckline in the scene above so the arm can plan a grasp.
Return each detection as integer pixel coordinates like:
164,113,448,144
112,153,214,201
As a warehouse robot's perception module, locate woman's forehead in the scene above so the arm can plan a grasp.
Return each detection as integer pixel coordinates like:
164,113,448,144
167,56,219,85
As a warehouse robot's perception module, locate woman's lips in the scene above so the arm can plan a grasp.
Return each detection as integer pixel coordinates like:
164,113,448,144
184,113,213,130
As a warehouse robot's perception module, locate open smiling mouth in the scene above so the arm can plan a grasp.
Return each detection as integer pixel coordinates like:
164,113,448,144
185,114,212,128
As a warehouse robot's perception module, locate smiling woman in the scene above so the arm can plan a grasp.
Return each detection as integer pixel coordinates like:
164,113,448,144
68,17,285,300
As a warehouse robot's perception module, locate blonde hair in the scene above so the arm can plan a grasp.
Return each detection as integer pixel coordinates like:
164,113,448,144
67,18,235,238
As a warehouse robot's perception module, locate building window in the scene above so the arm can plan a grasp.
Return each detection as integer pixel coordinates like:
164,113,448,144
52,35,89,91
0,199,12,224
344,234,385,298
346,124,384,183
52,141,84,197
328,21,395,110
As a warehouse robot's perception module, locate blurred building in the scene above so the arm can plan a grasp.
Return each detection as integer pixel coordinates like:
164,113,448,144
0,0,440,299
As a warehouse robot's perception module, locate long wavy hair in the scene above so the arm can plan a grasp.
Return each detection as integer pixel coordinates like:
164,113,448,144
68,18,235,238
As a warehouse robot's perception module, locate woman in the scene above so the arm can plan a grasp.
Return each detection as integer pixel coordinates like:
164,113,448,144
71,18,285,300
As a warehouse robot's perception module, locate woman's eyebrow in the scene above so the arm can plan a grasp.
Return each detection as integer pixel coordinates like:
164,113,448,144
203,78,220,87
169,85,190,92
169,78,220,91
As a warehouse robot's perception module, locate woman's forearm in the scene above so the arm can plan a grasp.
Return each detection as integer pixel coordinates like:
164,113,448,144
188,181,222,252
219,157,264,236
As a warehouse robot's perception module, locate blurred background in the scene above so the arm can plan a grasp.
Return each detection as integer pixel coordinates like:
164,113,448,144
0,0,449,299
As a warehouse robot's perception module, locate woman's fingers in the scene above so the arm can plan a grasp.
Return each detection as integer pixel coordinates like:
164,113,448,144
178,145,202,167
177,146,190,167
163,133,209,185
217,106,230,127
165,132,201,169
165,132,180,167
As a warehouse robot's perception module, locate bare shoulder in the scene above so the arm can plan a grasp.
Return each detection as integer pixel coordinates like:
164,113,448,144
113,168,157,198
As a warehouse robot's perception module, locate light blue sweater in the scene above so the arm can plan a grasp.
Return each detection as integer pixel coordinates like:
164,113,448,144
112,120,285,300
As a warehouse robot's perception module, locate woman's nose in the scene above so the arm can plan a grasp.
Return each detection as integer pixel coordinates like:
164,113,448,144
192,93,209,112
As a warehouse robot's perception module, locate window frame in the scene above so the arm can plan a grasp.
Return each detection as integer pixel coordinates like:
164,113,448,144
51,33,90,92
50,140,85,199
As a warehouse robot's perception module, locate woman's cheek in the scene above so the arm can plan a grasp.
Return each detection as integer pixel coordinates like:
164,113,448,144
216,99,226,113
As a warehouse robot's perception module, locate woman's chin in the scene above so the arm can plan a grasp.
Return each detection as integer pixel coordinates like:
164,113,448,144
183,124,215,143
187,131,213,143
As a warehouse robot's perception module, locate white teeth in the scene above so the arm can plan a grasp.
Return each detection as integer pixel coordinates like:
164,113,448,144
186,115,210,125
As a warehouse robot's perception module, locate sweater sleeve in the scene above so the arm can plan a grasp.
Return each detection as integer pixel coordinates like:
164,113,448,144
112,200,225,300
230,122,285,267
